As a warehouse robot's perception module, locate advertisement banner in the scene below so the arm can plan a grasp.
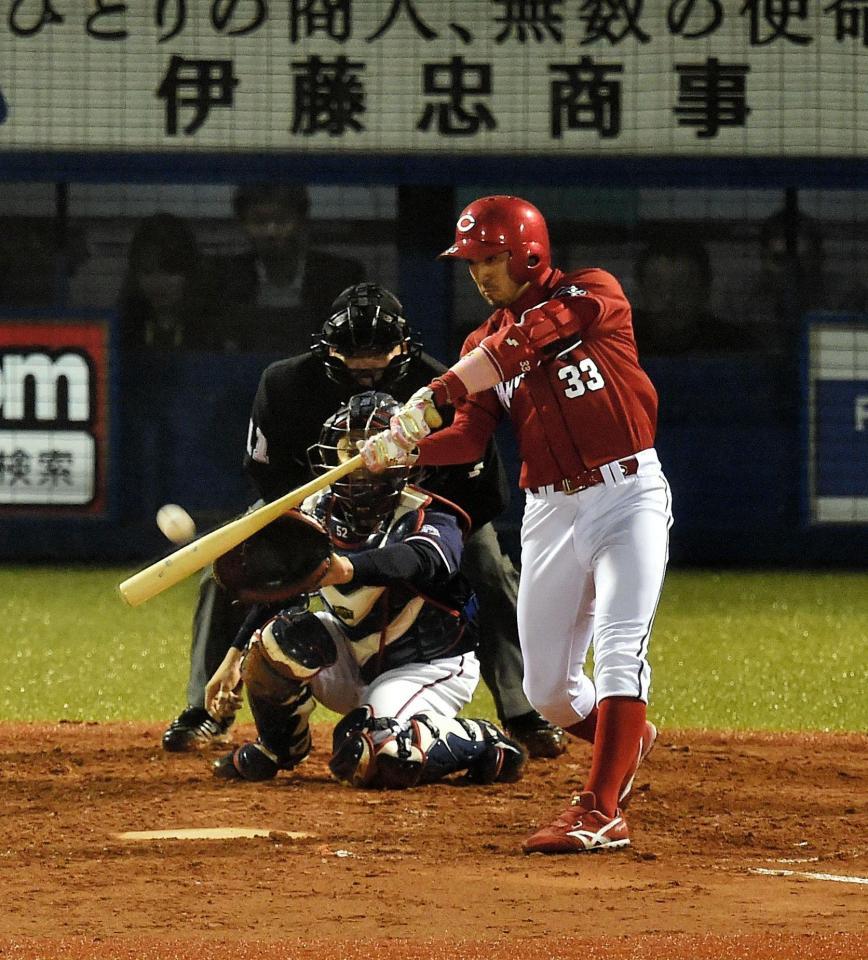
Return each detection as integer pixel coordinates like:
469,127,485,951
806,320,868,523
0,318,112,513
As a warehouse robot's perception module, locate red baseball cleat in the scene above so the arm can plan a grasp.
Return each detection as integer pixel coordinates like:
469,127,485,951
619,720,657,809
522,791,630,854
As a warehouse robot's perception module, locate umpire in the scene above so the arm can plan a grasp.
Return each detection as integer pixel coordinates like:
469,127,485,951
162,283,565,759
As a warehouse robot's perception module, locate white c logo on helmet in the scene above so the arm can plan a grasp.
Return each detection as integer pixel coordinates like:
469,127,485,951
457,214,476,233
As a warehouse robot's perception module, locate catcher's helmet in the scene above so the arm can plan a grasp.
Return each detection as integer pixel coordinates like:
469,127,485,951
438,195,551,285
308,391,411,539
311,282,420,390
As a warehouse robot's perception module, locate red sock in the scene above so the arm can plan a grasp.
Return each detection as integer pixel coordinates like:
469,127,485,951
564,706,598,744
583,696,647,818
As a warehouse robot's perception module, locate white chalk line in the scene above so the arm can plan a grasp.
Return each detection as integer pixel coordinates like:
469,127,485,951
749,867,868,885
114,827,315,841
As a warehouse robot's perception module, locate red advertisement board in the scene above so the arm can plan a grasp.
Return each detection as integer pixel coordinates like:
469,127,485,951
0,318,112,514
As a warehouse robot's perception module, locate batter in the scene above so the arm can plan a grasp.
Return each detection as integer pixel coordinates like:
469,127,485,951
360,195,673,853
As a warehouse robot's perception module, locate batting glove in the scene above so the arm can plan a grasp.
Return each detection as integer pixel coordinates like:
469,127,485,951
389,387,443,451
356,430,415,473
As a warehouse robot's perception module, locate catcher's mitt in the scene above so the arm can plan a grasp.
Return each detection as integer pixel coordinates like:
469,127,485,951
213,510,333,604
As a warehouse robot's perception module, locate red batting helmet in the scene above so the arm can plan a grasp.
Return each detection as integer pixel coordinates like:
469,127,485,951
438,195,551,284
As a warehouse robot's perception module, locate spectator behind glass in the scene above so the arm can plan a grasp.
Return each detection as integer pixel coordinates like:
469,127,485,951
119,213,217,350
632,230,748,357
207,183,365,355
748,207,868,355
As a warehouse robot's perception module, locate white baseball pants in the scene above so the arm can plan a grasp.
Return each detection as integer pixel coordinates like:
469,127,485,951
310,610,481,722
517,448,672,728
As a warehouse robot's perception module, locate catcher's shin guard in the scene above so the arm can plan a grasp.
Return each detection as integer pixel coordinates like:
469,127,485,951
213,741,282,781
247,683,315,769
371,722,425,789
328,710,526,789
329,707,425,788
394,715,526,785
328,706,379,787
241,609,336,708
465,719,527,785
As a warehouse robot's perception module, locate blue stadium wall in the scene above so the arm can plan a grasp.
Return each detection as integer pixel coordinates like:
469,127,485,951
1,151,866,567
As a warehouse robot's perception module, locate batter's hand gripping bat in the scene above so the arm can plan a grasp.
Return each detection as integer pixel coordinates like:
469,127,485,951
117,454,363,607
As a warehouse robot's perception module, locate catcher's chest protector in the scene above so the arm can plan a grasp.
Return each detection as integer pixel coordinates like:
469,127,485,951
318,493,471,672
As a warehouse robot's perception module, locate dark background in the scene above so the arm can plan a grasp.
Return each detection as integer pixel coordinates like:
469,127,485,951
1,162,866,568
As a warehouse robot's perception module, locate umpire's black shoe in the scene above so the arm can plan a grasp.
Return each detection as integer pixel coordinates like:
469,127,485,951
162,706,235,753
506,711,567,760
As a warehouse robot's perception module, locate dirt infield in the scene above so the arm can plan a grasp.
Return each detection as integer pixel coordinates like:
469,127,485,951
1,723,865,960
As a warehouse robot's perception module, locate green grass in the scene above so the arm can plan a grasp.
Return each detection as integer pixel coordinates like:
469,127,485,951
649,570,867,732
1,567,865,731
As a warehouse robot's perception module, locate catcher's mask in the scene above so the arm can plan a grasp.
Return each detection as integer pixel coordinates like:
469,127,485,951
308,391,411,539
310,282,421,391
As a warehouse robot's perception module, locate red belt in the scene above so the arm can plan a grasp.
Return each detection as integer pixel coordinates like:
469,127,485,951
529,457,639,495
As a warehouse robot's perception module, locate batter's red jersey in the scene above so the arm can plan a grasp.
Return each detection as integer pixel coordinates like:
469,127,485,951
418,267,658,489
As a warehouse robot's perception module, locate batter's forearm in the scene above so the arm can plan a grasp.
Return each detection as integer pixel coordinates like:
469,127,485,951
429,304,583,405
430,347,502,406
357,352,499,473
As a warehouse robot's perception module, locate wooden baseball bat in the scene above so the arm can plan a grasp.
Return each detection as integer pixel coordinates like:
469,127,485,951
118,454,364,607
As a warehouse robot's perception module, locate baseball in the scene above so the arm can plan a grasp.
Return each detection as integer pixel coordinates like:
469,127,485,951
156,504,196,544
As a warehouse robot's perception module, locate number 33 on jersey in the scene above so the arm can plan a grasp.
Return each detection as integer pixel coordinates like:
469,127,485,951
558,357,606,397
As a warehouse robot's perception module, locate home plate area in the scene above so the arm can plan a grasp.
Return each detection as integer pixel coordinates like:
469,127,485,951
0,722,865,960
115,827,316,841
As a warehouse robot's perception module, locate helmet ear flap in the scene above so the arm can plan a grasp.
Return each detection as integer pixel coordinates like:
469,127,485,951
508,239,549,284
525,240,545,268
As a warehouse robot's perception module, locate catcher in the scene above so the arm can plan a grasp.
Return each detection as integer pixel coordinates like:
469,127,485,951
205,391,526,788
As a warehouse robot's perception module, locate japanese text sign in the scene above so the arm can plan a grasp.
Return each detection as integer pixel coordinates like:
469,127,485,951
0,1,864,156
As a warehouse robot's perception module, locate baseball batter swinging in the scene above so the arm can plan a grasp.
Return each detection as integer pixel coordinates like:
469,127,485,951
359,195,673,853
